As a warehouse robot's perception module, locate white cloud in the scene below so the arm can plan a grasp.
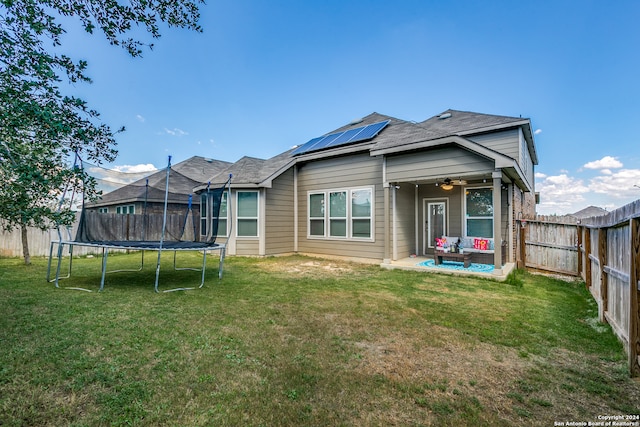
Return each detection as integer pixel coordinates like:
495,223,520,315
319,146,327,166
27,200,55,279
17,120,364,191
534,129,542,135
86,163,158,193
535,174,590,215
112,164,157,174
136,114,145,123
583,156,623,170
589,168,640,197
164,128,189,137
534,172,547,178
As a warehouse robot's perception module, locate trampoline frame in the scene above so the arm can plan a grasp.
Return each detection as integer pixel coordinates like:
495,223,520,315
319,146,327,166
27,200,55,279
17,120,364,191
46,240,226,292
46,155,232,292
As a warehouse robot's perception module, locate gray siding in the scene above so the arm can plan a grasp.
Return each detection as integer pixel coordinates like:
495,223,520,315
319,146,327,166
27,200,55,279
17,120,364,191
235,237,259,255
297,154,385,260
518,129,535,190
265,168,295,255
468,129,520,160
386,147,495,182
392,186,416,259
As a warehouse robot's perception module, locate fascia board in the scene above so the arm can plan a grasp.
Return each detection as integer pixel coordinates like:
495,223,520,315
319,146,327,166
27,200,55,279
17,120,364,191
455,119,531,137
370,135,512,167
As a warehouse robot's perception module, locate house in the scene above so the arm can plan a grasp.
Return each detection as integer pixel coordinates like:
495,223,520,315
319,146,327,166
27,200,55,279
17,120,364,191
571,206,607,219
86,156,232,222
197,109,538,273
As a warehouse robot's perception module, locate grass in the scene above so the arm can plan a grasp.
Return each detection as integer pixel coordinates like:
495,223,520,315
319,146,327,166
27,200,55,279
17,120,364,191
0,253,639,426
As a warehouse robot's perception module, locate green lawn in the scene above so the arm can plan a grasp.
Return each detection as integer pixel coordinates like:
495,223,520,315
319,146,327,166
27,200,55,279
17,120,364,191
0,253,638,426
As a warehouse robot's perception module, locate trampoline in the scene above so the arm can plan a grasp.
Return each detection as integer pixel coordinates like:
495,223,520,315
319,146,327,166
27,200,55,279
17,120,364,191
47,156,231,292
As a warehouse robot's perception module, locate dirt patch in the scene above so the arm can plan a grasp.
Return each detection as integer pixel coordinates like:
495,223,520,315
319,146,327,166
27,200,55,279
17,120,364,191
258,258,359,277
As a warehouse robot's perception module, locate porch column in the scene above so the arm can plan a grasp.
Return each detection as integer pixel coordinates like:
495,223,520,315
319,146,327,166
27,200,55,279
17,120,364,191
492,171,503,274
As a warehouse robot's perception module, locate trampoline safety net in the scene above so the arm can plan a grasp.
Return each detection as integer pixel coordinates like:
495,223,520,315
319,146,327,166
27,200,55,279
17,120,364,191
47,156,231,292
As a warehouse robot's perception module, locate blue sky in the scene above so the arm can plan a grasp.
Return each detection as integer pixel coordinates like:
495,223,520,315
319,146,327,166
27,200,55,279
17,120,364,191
60,0,640,215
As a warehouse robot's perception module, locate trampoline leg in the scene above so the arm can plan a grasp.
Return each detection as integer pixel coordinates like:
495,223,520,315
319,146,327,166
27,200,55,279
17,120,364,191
46,241,55,283
99,247,108,292
154,250,162,293
199,250,207,288
53,242,65,288
218,247,226,280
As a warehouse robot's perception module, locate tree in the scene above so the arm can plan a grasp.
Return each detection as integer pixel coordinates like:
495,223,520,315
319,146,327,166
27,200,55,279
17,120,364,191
0,0,204,263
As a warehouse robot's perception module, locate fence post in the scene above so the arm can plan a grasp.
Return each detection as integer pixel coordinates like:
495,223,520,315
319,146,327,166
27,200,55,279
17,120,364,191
630,218,640,377
577,225,583,280
585,227,592,289
598,227,608,323
518,221,526,269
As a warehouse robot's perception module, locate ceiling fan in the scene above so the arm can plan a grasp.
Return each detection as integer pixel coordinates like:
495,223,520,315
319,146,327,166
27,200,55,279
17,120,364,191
437,178,467,191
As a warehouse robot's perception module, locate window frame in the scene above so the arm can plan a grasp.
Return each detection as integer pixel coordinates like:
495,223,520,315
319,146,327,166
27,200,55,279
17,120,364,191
236,190,259,238
98,207,109,213
307,187,374,242
200,194,207,237
115,204,135,215
217,191,228,237
464,186,494,238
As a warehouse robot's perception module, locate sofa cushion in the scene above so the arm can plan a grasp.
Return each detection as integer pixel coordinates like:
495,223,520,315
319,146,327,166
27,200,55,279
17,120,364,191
461,237,494,252
436,236,460,248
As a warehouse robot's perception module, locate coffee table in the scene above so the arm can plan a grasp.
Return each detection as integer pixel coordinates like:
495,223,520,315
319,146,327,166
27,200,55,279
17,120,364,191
434,250,472,268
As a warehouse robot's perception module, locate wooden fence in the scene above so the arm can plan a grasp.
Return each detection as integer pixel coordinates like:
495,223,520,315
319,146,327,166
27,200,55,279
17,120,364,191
518,215,579,276
578,201,640,378
517,203,640,377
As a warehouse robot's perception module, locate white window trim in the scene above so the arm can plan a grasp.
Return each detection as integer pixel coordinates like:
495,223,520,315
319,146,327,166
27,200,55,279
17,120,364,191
236,190,259,238
307,186,375,242
98,207,109,213
463,186,494,238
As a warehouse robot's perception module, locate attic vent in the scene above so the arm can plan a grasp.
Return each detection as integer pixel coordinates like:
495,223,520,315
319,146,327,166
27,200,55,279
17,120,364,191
438,113,452,119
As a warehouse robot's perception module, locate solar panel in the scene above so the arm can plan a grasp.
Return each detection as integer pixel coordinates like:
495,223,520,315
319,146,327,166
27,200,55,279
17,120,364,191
354,121,389,141
292,120,390,156
291,136,325,155
325,127,367,147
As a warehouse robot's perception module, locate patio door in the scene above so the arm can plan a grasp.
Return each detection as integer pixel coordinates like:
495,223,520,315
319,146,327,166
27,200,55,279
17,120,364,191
423,200,447,254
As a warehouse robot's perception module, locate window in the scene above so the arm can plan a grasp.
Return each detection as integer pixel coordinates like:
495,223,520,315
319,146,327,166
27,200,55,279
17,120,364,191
351,189,372,238
218,192,228,236
237,191,258,237
116,204,135,214
329,191,347,237
307,187,373,240
309,193,325,236
201,191,229,238
200,194,207,236
98,207,109,213
465,187,493,238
